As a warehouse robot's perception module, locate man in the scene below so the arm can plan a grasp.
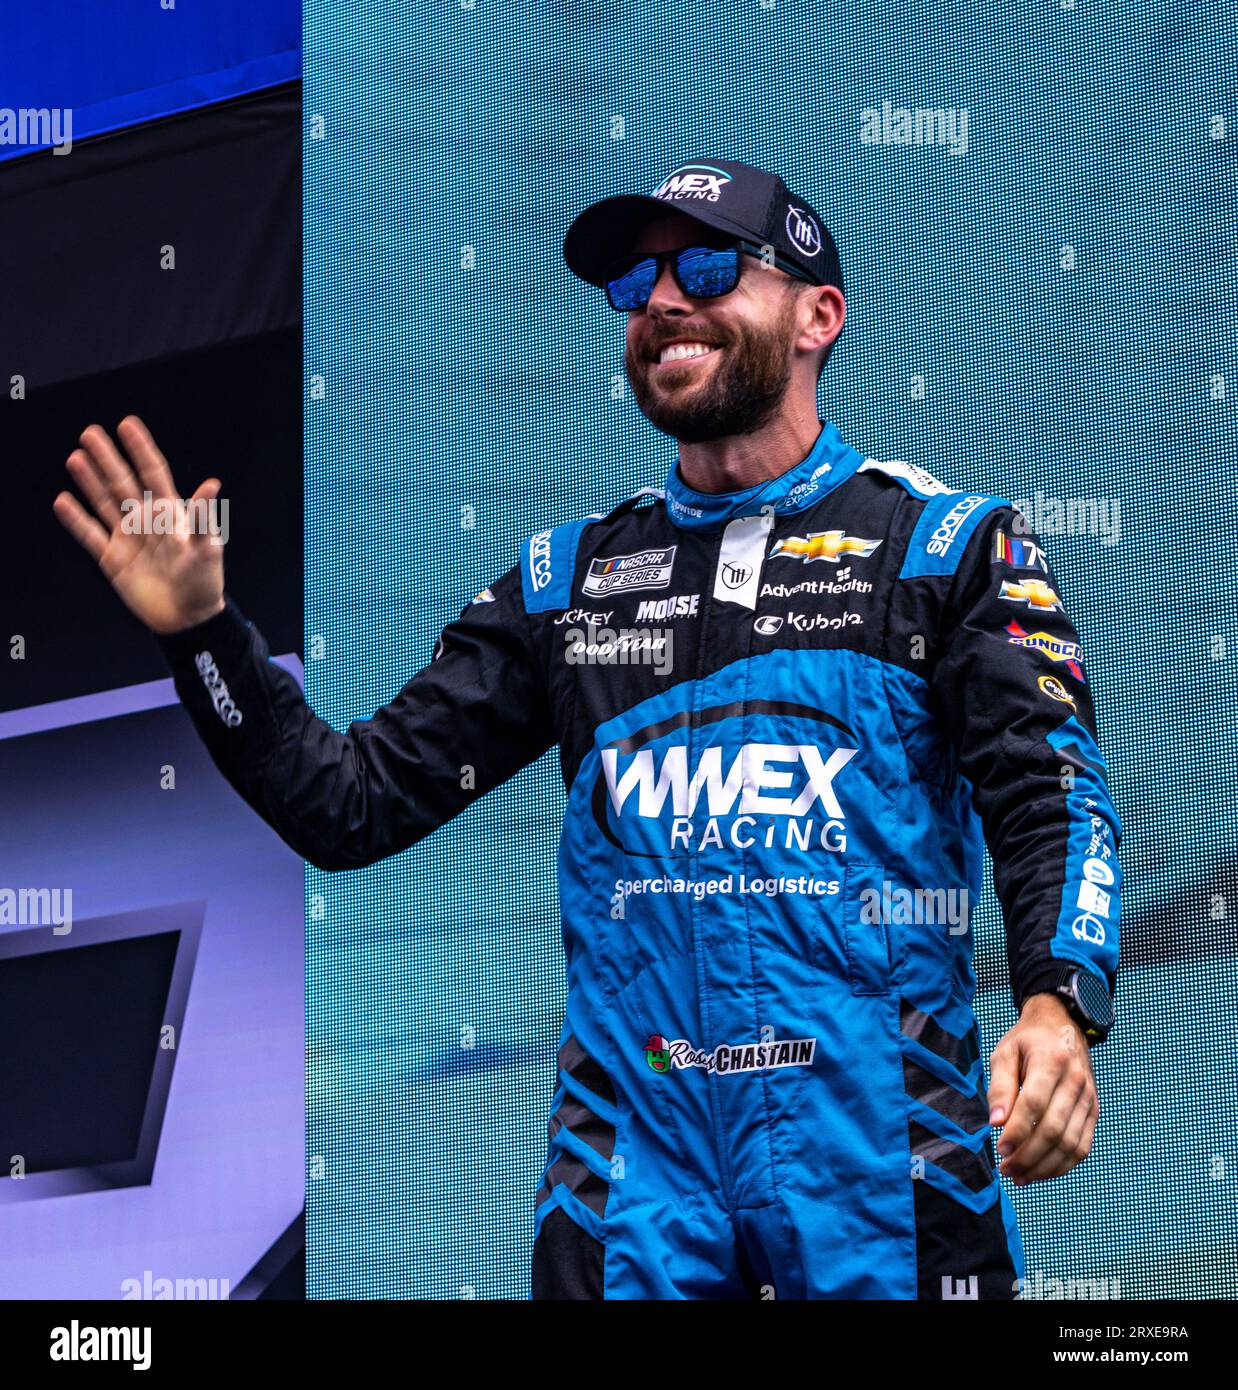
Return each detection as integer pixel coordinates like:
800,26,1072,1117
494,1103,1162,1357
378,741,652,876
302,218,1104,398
53,158,1121,1300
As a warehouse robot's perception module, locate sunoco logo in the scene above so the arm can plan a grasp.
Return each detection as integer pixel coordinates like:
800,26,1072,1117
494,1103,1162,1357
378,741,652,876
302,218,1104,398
652,163,733,202
591,700,858,857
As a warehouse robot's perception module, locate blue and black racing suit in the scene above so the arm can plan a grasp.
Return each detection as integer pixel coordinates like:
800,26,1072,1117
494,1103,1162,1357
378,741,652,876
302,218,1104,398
156,419,1122,1299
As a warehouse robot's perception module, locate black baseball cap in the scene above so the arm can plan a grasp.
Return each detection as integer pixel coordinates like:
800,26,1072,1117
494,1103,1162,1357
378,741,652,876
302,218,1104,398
563,158,844,295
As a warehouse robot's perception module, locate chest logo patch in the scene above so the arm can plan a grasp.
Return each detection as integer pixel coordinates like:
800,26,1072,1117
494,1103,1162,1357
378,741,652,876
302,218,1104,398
769,531,882,564
582,546,677,596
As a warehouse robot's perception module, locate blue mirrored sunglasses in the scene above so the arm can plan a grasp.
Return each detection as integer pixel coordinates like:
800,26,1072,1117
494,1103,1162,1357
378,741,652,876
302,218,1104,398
604,240,813,312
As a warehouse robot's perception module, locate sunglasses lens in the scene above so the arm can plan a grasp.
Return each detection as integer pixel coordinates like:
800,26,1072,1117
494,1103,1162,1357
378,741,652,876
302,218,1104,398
607,257,657,310
677,246,740,298
604,245,741,309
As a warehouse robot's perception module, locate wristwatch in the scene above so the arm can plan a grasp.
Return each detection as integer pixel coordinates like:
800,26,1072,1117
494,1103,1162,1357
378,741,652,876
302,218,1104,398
1053,967,1114,1045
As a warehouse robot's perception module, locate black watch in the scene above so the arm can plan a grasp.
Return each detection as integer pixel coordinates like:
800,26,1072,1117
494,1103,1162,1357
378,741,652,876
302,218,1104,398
1054,968,1114,1045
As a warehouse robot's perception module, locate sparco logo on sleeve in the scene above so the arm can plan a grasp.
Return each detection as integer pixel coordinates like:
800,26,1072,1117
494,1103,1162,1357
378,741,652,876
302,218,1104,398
529,530,554,591
583,546,676,597
194,651,243,728
925,495,986,557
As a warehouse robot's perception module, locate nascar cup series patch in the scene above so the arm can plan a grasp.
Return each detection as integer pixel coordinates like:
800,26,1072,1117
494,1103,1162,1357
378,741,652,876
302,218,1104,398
582,547,676,597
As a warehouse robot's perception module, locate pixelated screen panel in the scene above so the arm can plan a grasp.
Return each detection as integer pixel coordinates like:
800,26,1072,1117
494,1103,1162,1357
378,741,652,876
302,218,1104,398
305,2,1237,1297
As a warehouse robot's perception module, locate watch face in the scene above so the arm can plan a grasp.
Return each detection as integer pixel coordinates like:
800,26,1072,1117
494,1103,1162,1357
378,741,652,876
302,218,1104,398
1075,970,1113,1028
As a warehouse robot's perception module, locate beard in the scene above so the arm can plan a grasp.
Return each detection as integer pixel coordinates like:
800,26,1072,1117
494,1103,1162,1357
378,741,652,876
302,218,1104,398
624,292,798,444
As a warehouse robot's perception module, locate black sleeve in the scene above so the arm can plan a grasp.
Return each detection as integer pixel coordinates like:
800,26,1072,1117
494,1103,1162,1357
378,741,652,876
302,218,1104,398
931,507,1122,1015
154,563,555,872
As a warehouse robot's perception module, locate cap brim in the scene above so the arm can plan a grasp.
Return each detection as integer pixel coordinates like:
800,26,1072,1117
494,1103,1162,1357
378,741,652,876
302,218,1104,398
562,195,755,287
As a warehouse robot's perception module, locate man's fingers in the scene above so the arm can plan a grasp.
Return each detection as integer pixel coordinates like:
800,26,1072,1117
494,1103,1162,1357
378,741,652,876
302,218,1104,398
1048,1088,1095,1173
987,1041,1020,1126
188,477,222,510
994,1039,1055,1156
1002,1070,1086,1177
1080,1099,1099,1159
78,422,139,513
64,448,123,531
1011,1149,1071,1184
1009,1094,1094,1184
1057,1088,1099,1169
995,1063,1056,1157
52,490,110,564
117,415,179,501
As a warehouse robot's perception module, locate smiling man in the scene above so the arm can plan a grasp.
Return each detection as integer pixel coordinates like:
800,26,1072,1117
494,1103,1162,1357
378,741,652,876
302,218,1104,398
55,157,1122,1301
619,216,836,453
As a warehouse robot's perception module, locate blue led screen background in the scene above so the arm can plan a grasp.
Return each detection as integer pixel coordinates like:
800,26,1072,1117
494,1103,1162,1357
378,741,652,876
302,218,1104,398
304,2,1237,1298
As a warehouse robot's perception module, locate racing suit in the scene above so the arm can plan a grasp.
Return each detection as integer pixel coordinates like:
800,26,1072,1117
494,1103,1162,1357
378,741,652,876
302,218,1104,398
156,419,1122,1299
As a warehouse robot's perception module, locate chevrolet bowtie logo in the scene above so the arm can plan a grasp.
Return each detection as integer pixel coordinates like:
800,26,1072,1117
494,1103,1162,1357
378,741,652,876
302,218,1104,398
769,531,883,564
999,578,1063,611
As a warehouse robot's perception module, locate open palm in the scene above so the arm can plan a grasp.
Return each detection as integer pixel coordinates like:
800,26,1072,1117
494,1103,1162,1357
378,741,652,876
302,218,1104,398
53,415,226,636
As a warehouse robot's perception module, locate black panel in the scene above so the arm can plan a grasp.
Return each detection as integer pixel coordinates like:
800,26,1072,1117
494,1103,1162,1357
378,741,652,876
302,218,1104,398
0,327,302,712
913,1179,1020,1301
0,932,179,1172
531,1205,605,1300
0,83,300,388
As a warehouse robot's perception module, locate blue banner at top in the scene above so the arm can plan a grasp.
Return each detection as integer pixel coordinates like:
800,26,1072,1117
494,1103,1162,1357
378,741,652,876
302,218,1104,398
0,0,300,163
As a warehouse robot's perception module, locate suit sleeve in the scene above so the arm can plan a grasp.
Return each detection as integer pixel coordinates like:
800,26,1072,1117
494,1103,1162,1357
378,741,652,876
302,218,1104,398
930,507,1122,1017
154,563,555,872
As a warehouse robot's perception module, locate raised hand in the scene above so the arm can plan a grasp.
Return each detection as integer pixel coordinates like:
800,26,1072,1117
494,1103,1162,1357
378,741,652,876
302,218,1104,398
53,415,226,635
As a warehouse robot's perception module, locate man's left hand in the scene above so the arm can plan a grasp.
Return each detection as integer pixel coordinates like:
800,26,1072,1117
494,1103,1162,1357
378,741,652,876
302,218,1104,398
986,993,1098,1185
